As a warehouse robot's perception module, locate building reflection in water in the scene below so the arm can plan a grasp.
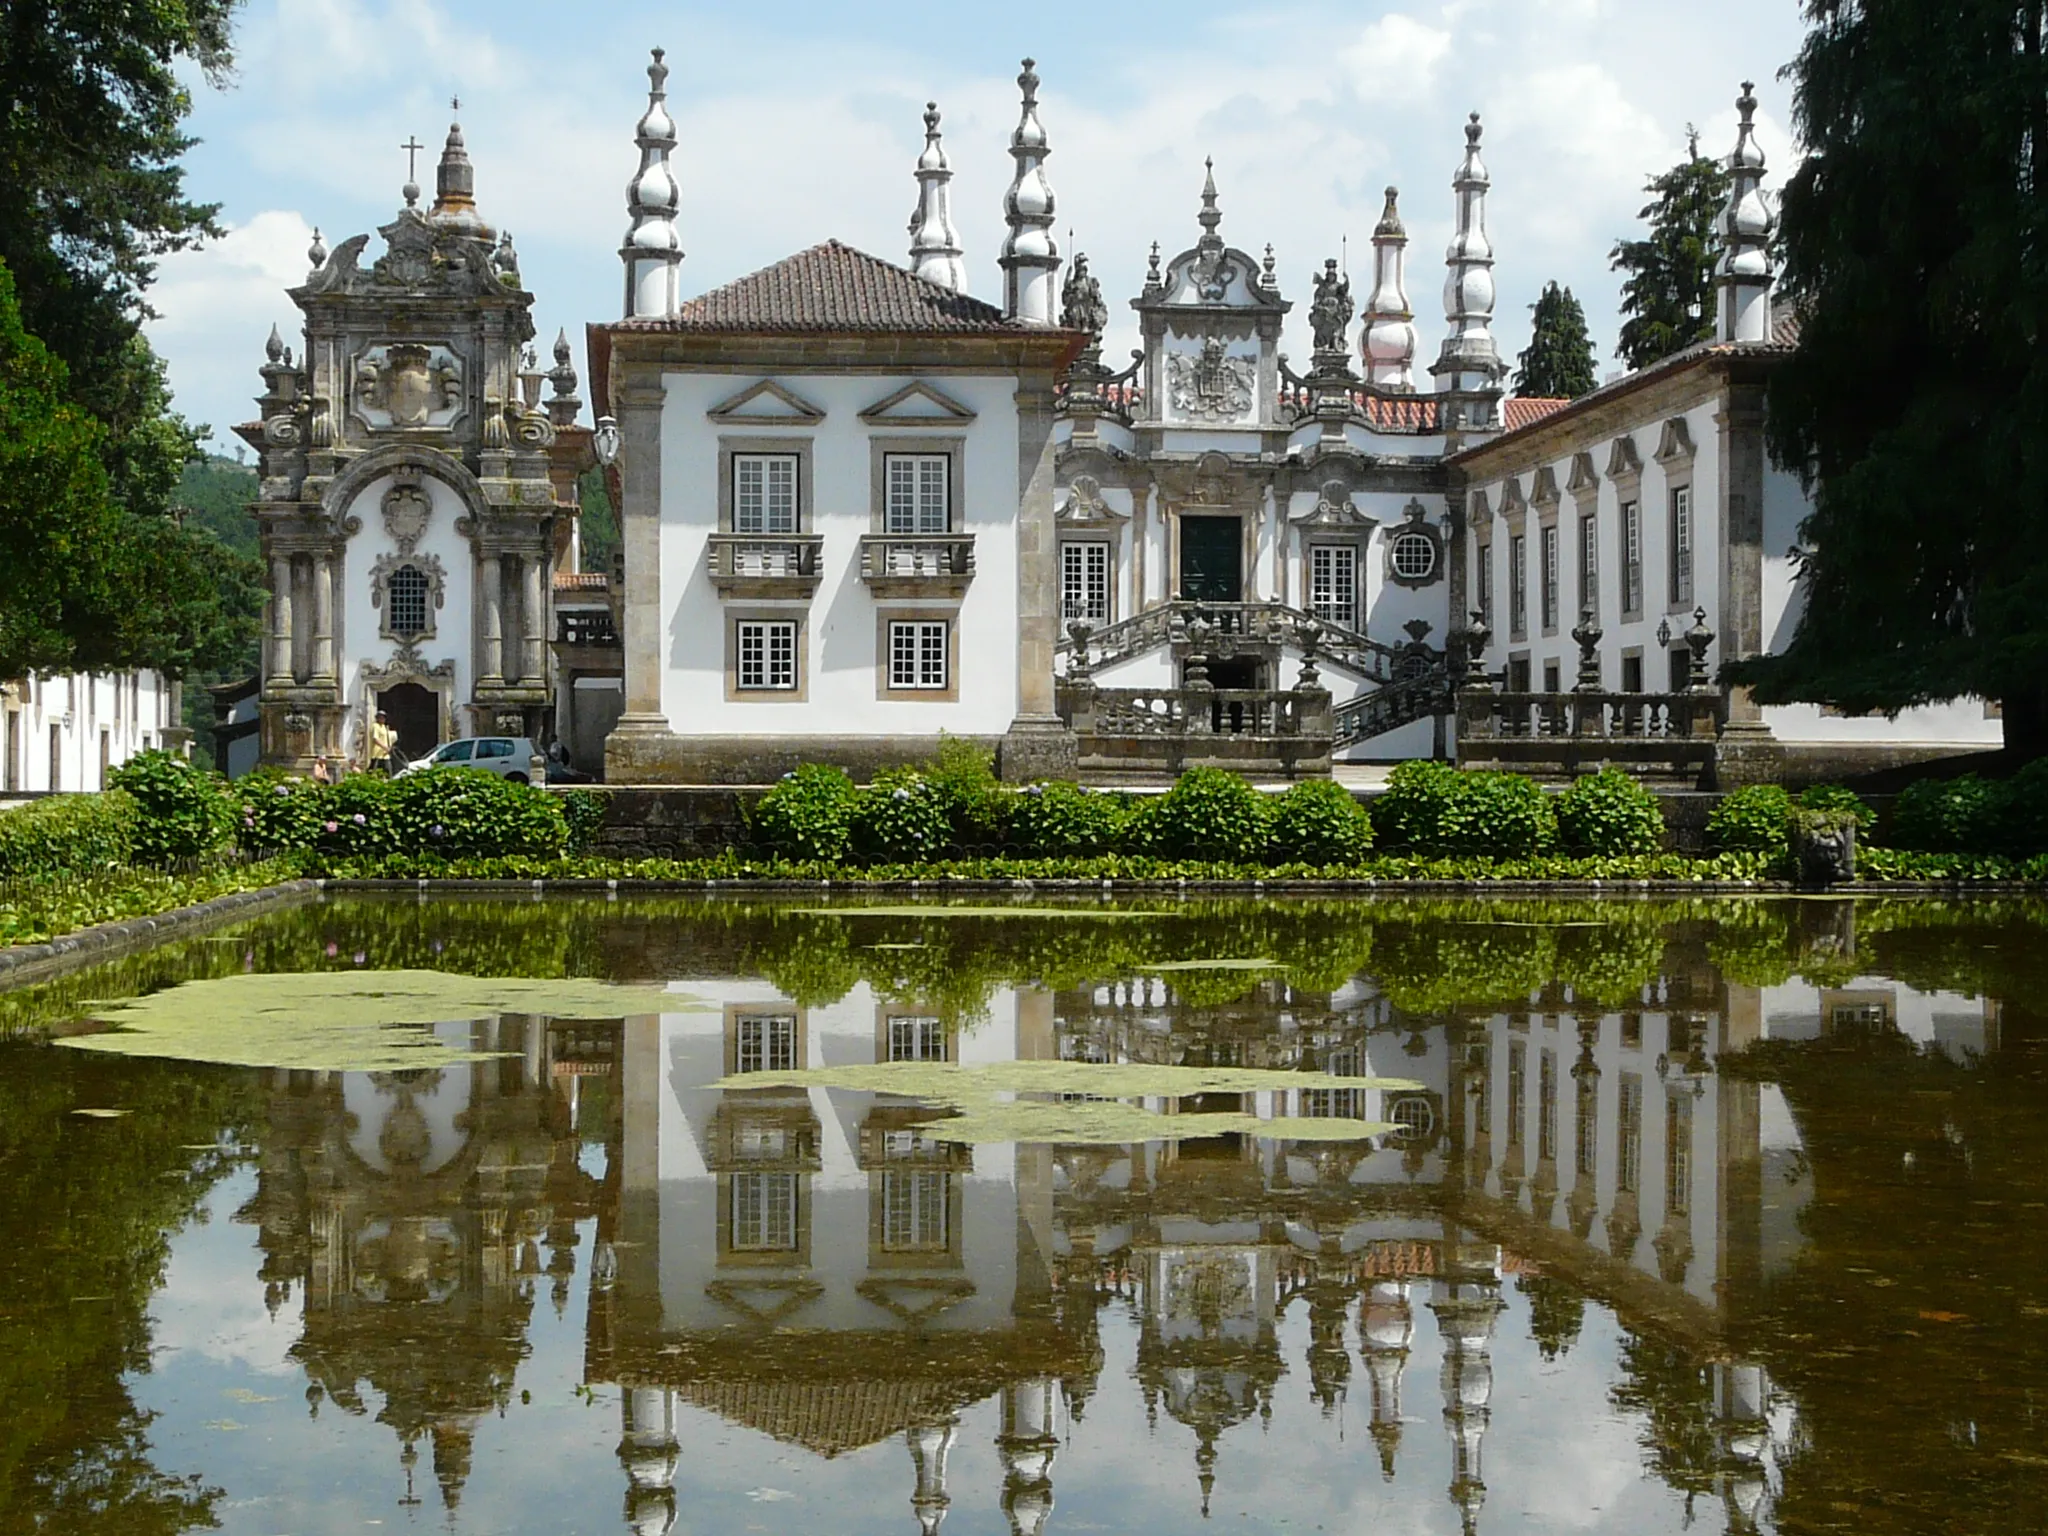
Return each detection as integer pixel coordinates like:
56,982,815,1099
234,950,1797,1533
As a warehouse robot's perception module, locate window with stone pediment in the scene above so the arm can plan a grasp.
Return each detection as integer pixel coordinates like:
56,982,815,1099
1062,541,1112,624
370,552,445,643
734,453,799,533
1309,544,1359,630
884,453,950,534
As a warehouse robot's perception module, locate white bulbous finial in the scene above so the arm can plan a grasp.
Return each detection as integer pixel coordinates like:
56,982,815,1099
1717,80,1776,343
909,102,968,293
1431,112,1504,409
1000,58,1060,325
1362,187,1418,391
620,47,685,319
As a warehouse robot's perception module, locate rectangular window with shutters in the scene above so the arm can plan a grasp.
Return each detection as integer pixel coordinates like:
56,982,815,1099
887,1015,947,1062
1618,1074,1643,1195
888,621,949,690
1668,485,1693,605
732,453,799,533
1540,524,1560,631
1308,544,1359,629
734,1012,798,1074
1579,513,1598,616
884,453,951,534
1509,533,1528,638
881,1170,950,1251
734,620,798,691
730,1172,798,1250
1666,1093,1693,1215
1061,541,1111,624
1621,500,1643,615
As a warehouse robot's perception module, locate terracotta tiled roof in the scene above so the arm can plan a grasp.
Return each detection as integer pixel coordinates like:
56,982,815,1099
1771,302,1804,347
1503,396,1570,431
676,1378,978,1458
1355,392,1442,432
553,571,609,592
615,240,1035,335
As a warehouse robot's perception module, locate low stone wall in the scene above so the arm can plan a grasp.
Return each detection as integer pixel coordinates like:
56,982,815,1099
0,880,320,989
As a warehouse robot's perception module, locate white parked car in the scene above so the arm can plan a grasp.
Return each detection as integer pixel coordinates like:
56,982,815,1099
399,736,543,784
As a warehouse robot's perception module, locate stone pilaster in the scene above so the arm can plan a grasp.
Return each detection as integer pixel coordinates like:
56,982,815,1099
1713,375,1780,784
477,548,505,688
311,550,337,682
606,378,676,782
1003,370,1077,782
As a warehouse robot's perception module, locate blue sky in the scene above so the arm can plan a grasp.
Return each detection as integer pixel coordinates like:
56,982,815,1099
149,0,1809,454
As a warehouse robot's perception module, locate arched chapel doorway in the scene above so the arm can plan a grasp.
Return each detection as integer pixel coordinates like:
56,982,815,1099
378,682,440,762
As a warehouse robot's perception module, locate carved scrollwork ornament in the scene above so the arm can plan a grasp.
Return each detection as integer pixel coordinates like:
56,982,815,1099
380,468,433,554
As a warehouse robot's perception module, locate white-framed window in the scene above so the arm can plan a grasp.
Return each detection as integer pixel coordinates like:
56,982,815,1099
1668,485,1693,605
730,1172,797,1250
888,1015,946,1062
888,621,949,690
1621,500,1643,615
735,621,798,691
1388,1095,1436,1140
1061,541,1111,624
1390,529,1437,582
1665,1093,1692,1215
1579,513,1599,615
1508,533,1528,637
733,453,799,533
734,1012,797,1073
884,453,951,534
881,1169,949,1251
1300,1087,1365,1120
1477,544,1494,629
1309,544,1359,629
1617,1073,1643,1195
1540,525,1560,631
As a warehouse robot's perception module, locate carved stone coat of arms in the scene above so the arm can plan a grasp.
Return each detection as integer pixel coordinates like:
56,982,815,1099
1166,337,1255,423
353,343,463,431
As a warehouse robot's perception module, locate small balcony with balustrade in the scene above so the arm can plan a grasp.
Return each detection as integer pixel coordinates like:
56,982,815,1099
706,533,825,600
857,534,976,600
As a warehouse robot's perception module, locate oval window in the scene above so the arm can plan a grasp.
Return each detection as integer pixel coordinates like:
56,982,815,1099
1390,530,1437,581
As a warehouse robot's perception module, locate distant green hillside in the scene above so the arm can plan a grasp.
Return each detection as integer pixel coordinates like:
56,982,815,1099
172,454,259,559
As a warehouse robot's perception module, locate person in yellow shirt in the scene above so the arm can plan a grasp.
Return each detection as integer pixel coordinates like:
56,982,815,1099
366,711,400,775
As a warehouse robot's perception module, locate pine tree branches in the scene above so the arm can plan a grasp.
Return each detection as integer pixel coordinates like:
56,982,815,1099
1514,282,1598,398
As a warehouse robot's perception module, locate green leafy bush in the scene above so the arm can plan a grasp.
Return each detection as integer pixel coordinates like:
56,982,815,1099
235,770,327,854
385,769,567,860
560,789,609,855
0,790,136,879
1796,783,1874,830
107,749,235,863
1708,783,1793,854
924,737,1008,852
849,769,953,864
1370,761,1462,850
1127,767,1274,861
1886,775,2004,854
750,764,859,862
1267,780,1374,865
1005,781,1130,857
1437,771,1558,856
1556,768,1664,855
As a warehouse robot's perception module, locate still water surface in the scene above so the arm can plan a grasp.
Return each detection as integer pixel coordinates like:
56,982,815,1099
3,895,2045,1535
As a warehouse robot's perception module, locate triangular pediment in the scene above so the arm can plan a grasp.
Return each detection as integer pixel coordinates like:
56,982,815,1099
1530,466,1560,506
707,379,827,425
705,1278,824,1326
1654,417,1697,464
1606,435,1644,480
855,1276,976,1326
1566,451,1600,495
858,380,977,425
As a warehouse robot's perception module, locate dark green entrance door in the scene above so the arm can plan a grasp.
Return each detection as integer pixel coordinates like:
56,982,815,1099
1178,516,1242,603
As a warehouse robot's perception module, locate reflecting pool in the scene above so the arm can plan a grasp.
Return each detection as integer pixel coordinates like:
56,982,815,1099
4,895,2047,1534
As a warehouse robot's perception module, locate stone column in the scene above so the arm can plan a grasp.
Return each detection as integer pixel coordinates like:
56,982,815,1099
311,549,336,682
521,552,547,686
1717,379,1769,729
267,551,294,685
1131,483,1151,614
1002,370,1078,782
478,548,505,687
612,378,672,743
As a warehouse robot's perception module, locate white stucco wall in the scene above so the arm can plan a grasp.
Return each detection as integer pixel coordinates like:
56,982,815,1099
1,669,169,793
335,471,477,762
658,373,1023,737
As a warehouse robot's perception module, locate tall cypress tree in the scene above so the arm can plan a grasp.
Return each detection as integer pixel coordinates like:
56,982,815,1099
1735,0,2048,751
1514,282,1599,397
1610,134,1731,371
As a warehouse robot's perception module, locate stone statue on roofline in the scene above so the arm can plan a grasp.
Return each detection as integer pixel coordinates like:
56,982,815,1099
1310,258,1353,355
1061,253,1108,341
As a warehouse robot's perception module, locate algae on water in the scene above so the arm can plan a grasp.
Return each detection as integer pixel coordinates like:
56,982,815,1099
55,970,703,1073
707,1059,1419,1145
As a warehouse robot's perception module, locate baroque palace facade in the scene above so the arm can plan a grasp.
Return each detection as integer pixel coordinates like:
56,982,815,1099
240,55,2000,780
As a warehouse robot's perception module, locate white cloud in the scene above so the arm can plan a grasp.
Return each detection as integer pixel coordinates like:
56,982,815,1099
149,0,1809,449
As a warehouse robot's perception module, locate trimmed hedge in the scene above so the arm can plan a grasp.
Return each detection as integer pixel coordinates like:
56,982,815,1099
108,749,235,863
1556,768,1664,855
1268,780,1375,865
1708,784,1793,855
0,790,138,879
234,766,568,861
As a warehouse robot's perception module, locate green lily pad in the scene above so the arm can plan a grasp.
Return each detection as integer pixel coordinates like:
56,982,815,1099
794,905,1142,920
56,970,704,1073
708,1060,1419,1145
